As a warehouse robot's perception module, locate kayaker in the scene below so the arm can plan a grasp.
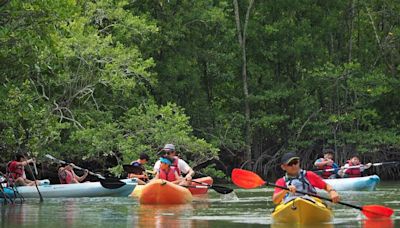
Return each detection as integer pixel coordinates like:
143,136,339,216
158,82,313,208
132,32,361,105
153,144,195,182
128,152,150,185
272,152,340,204
154,157,186,185
58,163,89,184
314,149,340,179
7,153,41,186
339,155,372,178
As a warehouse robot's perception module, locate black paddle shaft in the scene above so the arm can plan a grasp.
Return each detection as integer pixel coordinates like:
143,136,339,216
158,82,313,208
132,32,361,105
265,181,362,211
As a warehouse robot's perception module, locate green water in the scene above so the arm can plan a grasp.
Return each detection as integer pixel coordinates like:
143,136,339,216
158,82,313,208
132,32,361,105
1,182,399,228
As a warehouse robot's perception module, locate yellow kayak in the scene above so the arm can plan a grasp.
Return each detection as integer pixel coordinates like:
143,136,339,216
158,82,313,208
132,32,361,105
272,197,332,225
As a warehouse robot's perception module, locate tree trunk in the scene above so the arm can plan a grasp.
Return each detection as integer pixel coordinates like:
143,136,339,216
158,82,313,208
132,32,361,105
233,0,254,167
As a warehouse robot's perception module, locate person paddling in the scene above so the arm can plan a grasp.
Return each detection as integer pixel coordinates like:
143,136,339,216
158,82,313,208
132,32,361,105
314,149,340,179
153,144,195,182
154,157,187,185
128,152,150,185
7,153,41,186
339,155,372,178
272,152,340,204
58,163,89,184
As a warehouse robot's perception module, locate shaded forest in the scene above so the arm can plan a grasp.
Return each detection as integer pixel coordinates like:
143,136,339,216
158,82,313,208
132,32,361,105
1,0,399,180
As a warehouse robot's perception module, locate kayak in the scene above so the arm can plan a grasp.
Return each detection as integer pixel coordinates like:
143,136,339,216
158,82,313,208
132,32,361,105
131,176,213,198
131,184,144,198
0,179,136,198
139,179,192,204
324,175,380,191
188,176,213,195
272,196,332,225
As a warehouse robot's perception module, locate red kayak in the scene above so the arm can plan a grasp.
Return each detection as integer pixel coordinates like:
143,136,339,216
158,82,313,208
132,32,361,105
188,177,213,195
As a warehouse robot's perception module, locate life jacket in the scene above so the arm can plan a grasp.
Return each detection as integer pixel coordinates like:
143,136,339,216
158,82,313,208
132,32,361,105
58,168,74,184
7,161,25,182
159,167,177,182
283,170,317,202
320,159,334,179
344,161,362,177
171,156,181,176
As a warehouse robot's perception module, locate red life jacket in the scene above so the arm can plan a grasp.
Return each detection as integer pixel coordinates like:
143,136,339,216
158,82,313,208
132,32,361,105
320,159,334,179
159,167,177,182
171,156,181,176
345,161,362,177
7,161,24,181
59,169,74,184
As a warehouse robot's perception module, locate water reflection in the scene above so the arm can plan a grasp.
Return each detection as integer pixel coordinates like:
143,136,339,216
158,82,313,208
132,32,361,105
137,203,210,228
362,218,394,228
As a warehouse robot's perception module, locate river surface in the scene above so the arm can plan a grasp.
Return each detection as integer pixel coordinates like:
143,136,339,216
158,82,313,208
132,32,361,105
0,181,399,228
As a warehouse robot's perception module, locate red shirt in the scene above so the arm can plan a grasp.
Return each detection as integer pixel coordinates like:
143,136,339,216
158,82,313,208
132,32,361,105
273,171,327,194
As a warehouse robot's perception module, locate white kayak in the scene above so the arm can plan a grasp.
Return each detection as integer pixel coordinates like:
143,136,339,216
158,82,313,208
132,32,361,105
1,179,137,198
324,175,380,191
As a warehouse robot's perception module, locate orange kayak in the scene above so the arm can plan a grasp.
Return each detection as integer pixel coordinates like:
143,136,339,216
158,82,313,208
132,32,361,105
188,177,213,195
139,179,193,204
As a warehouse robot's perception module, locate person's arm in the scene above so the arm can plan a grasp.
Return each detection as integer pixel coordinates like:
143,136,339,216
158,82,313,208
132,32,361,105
16,158,35,167
307,171,340,203
178,159,194,181
272,178,294,204
324,183,340,203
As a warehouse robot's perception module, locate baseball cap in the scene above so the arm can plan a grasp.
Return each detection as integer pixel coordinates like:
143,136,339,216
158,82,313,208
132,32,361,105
281,152,300,164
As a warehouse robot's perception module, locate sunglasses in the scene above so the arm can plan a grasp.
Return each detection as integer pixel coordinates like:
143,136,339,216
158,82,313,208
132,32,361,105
286,159,299,166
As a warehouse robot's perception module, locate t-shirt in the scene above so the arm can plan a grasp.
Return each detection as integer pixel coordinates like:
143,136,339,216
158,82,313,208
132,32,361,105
273,171,327,194
130,161,145,174
153,158,191,175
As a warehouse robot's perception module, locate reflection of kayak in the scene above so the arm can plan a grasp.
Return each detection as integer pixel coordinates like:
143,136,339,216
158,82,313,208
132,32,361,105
139,179,192,204
324,175,380,191
272,197,332,225
1,179,136,198
188,177,213,195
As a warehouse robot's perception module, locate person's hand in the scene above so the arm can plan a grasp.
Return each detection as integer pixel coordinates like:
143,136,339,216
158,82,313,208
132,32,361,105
84,169,89,174
287,185,296,194
365,163,372,169
326,159,334,166
329,190,340,203
185,175,192,181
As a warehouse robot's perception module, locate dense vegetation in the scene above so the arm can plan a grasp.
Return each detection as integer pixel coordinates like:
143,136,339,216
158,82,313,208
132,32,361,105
1,1,399,179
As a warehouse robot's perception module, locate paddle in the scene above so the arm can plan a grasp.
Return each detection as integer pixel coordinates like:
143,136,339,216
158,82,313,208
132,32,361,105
313,161,399,173
231,168,394,219
45,154,127,189
23,155,43,202
190,180,233,194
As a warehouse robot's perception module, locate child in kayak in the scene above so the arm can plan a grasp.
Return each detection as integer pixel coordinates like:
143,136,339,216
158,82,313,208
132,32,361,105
314,148,340,179
154,157,188,185
58,163,89,184
272,152,340,204
339,155,372,178
128,152,150,185
7,153,41,186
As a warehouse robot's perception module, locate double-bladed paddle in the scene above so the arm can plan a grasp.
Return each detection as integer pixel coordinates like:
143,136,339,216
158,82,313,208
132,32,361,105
45,154,127,189
313,161,399,173
231,168,394,219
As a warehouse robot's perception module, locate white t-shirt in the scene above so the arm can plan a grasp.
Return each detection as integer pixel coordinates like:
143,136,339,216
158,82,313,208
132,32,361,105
153,158,191,175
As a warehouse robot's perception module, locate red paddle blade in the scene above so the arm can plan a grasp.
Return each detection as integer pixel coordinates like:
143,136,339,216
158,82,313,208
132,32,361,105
362,205,394,219
231,168,265,189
